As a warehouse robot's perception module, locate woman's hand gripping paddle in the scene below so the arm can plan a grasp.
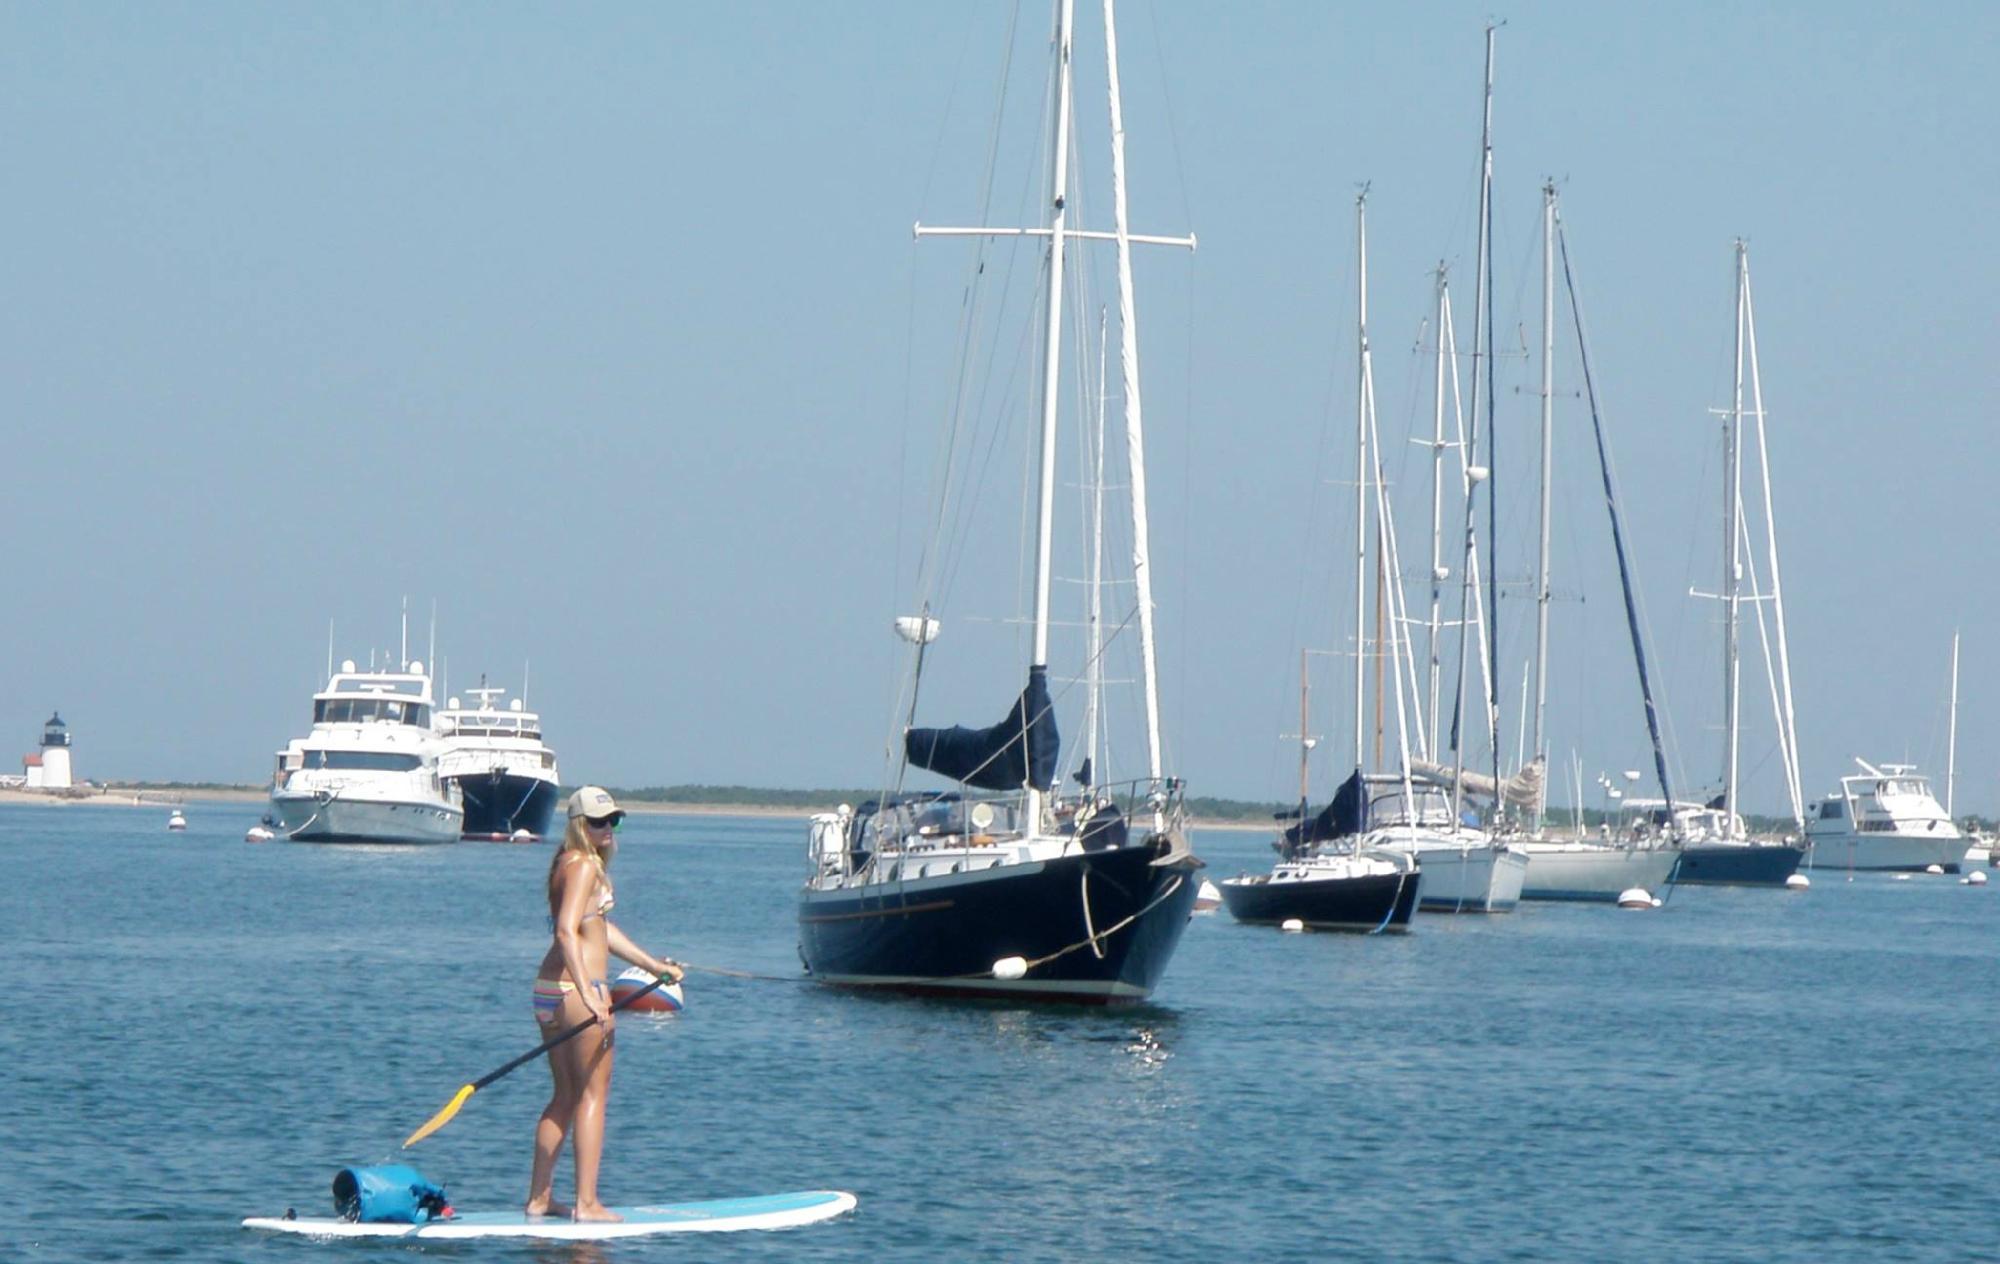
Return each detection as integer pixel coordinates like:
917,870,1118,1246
402,973,672,1148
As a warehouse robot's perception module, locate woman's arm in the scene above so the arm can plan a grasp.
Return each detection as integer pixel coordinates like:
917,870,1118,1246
552,855,612,1022
606,920,683,983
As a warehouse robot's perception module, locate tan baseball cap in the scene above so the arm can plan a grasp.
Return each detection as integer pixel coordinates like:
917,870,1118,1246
565,785,626,824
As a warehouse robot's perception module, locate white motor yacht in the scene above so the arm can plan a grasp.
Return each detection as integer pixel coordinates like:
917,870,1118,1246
269,659,463,845
1806,761,1964,874
434,683,560,841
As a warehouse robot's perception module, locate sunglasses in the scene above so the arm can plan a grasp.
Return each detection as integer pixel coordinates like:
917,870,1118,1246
586,815,622,830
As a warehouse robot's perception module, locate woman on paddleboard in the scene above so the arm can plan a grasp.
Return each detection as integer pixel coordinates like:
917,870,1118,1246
527,786,683,1222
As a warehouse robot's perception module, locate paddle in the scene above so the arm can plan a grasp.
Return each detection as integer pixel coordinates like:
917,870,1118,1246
402,972,673,1148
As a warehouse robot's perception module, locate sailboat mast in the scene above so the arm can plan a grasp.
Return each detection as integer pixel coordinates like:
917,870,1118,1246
1025,0,1077,830
1083,308,1108,784
1740,250,1805,831
1477,25,1503,807
1723,240,1747,826
1353,189,1372,777
1426,266,1449,755
1531,181,1555,832
1299,649,1312,819
1948,631,1960,818
1556,214,1681,837
1102,0,1167,796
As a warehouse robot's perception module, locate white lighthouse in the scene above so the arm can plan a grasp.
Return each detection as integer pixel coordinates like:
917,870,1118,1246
25,711,74,789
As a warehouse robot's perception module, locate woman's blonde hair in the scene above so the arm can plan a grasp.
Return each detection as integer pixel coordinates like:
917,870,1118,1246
547,815,611,902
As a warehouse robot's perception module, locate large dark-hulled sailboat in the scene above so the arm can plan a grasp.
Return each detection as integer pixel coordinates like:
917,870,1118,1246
797,0,1202,1005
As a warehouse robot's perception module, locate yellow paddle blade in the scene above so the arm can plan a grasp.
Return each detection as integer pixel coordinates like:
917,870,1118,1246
403,1083,476,1148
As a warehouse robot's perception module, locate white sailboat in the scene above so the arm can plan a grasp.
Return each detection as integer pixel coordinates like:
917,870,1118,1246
1512,182,1680,901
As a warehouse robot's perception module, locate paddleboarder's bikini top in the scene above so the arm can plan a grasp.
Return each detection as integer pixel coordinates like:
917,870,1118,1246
548,853,615,928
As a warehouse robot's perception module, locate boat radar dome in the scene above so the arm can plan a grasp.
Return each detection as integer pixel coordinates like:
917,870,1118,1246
341,659,357,673
510,699,524,711
407,661,423,676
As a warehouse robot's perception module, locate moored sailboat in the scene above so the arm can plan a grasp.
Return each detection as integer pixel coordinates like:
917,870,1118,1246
797,0,1202,1004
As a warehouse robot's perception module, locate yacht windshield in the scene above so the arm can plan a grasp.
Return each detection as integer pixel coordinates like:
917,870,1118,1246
307,750,422,771
315,699,432,726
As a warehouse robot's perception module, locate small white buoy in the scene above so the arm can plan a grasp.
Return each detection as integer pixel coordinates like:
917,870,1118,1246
1280,918,1305,933
1926,864,1945,875
991,955,1028,980
167,810,187,832
1894,874,1913,882
1616,887,1654,909
1965,871,1988,886
244,826,274,843
509,828,535,844
1785,873,1811,890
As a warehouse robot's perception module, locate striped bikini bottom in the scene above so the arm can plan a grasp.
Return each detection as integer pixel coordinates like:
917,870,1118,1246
532,976,607,1023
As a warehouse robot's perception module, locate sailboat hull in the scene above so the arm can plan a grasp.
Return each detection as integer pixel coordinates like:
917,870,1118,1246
798,840,1201,1005
1376,841,1526,912
1519,841,1681,902
1219,864,1420,932
1674,841,1806,885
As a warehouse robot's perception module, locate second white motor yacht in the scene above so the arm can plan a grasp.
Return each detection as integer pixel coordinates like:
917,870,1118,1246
1806,761,1964,874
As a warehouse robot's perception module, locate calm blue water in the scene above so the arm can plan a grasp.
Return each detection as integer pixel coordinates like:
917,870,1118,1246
5,802,1995,1262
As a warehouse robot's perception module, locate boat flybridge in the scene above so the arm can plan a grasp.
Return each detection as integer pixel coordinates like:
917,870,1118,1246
1805,761,1964,873
434,683,560,841
270,659,463,845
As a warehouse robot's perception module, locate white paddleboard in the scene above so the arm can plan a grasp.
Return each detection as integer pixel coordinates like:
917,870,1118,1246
243,1189,856,1240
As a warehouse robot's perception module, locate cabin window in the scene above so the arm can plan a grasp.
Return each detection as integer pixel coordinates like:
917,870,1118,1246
311,750,422,771
1820,801,1844,820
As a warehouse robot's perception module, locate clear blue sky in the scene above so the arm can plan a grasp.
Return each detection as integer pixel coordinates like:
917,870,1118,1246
4,2,1994,816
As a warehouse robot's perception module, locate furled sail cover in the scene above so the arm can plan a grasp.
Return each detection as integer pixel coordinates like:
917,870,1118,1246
905,665,1060,792
1281,768,1368,856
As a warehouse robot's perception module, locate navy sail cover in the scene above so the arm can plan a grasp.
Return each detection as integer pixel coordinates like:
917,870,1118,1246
905,665,1059,792
1280,768,1368,857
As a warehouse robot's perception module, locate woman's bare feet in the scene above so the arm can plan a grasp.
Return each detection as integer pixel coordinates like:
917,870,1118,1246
524,1198,573,1219
572,1202,623,1223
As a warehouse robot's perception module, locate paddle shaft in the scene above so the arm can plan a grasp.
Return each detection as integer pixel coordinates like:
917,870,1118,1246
476,973,671,1089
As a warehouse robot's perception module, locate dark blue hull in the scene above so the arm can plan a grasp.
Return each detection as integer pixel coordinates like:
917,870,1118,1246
451,773,559,840
798,839,1202,1005
1673,842,1805,886
1218,869,1419,932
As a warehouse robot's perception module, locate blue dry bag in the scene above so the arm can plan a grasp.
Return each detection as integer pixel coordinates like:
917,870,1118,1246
331,1164,451,1223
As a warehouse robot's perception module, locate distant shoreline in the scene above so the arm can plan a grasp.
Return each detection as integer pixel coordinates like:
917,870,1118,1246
0,785,1271,831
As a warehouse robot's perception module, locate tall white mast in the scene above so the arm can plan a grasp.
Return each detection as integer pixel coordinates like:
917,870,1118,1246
1425,265,1449,758
1947,631,1960,818
1475,24,1503,804
1103,0,1169,801
1723,241,1746,829
1083,307,1109,784
1741,248,1804,830
1353,189,1372,776
1531,181,1556,832
1023,0,1078,832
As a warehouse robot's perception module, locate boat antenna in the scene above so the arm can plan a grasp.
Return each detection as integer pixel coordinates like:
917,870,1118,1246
326,618,334,683
522,660,530,710
428,600,437,685
401,597,410,671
